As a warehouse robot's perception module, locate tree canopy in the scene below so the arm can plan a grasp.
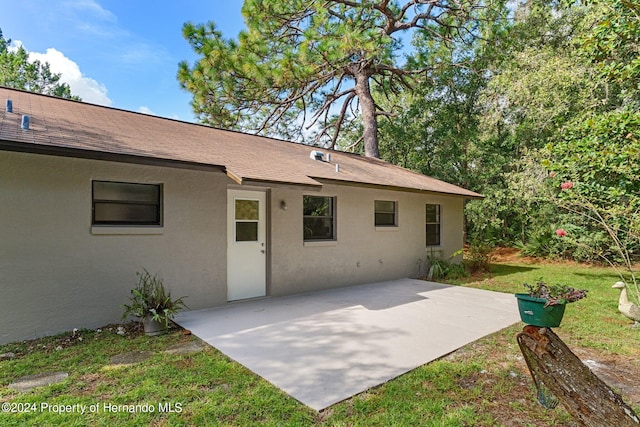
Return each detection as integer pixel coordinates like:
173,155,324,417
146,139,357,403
178,0,640,268
0,28,79,100
583,0,640,102
178,0,480,157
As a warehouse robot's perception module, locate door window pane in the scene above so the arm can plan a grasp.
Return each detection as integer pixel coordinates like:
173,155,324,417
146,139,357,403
235,200,259,220
236,222,258,242
235,199,259,242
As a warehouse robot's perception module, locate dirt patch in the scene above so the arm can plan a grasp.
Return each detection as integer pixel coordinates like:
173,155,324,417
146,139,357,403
75,373,102,395
1,323,146,360
489,247,547,264
489,247,524,263
487,247,608,267
109,350,154,365
572,347,640,407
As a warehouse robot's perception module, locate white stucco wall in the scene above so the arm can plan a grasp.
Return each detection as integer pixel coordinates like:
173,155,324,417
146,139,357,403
0,151,229,344
269,184,464,296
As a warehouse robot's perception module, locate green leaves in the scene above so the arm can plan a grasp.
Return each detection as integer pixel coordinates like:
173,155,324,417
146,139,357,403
122,269,187,326
178,1,482,154
0,28,79,99
543,109,640,300
582,0,640,100
546,109,640,207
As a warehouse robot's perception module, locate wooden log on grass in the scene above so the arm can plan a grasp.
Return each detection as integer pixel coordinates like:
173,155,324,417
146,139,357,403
517,325,639,427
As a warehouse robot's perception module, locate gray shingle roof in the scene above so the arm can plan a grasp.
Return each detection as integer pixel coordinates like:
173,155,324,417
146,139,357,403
0,87,482,198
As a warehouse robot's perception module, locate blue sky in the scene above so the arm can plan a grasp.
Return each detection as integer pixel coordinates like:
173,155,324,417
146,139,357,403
2,1,245,122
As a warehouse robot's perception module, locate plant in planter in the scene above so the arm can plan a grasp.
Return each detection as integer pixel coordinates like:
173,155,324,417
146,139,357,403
122,269,187,336
515,281,587,328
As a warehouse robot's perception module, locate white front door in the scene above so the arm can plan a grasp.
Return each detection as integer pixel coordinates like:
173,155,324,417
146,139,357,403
227,189,267,301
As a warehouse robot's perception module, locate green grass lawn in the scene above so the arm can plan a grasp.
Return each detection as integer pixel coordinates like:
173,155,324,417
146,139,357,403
453,261,640,356
1,259,638,426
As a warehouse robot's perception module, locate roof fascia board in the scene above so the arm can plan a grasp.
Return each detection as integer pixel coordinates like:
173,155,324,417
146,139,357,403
0,140,225,173
312,177,484,199
225,169,244,185
238,177,323,191
225,171,322,190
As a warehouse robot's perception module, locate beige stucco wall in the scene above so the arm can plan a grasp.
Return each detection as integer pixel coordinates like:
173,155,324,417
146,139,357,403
269,183,464,297
0,151,229,344
1,150,466,344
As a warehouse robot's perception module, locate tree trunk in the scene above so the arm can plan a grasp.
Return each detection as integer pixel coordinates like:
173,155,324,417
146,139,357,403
517,325,639,427
353,69,380,158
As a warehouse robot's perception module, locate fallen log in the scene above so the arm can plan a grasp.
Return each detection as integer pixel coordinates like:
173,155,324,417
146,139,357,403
517,325,639,427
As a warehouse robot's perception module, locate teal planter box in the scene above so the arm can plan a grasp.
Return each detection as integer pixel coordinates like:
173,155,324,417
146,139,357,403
515,293,566,328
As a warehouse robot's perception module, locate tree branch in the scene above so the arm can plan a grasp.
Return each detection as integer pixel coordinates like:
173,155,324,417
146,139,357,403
330,91,357,149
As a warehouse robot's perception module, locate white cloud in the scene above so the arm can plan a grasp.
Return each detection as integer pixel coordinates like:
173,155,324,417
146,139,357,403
138,107,182,121
59,0,118,22
28,47,111,106
64,0,116,22
138,106,155,115
7,40,23,52
53,1,123,39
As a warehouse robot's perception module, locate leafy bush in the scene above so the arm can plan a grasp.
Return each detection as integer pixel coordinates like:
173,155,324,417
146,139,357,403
515,227,567,259
515,219,621,263
464,243,493,273
122,269,187,327
420,249,468,281
445,262,469,280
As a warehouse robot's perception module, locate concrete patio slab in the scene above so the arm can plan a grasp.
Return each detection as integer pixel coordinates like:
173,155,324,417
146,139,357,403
8,372,69,392
174,279,520,411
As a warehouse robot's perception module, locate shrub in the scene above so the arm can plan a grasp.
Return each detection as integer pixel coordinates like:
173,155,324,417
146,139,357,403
420,249,468,281
464,243,493,273
122,269,187,327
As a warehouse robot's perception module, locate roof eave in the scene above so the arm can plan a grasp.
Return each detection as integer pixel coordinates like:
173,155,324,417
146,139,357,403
312,177,483,198
237,177,323,191
0,139,226,173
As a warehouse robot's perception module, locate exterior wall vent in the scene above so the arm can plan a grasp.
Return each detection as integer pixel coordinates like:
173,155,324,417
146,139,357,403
6,99,12,113
21,115,30,130
310,150,324,161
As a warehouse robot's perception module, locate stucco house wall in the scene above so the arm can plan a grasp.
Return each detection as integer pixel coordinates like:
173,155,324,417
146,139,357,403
1,150,464,345
270,184,463,296
0,150,229,344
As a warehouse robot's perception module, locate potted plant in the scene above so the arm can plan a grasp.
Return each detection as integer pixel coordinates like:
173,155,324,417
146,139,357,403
515,281,587,328
122,269,187,336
